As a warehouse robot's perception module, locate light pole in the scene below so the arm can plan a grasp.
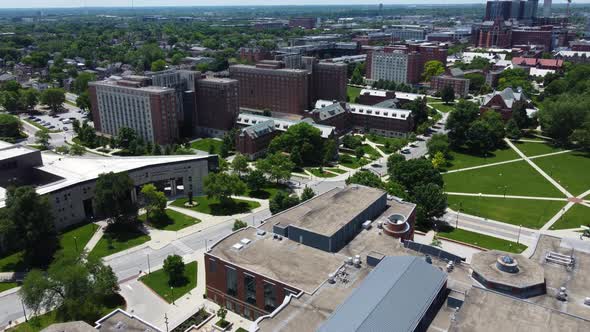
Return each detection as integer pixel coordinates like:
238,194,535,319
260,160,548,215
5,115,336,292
517,225,522,245
171,287,175,305
73,236,79,252
147,254,151,274
456,202,462,229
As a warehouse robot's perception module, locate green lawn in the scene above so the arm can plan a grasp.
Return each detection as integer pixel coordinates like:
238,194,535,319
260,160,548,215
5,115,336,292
190,138,222,154
444,146,520,171
365,135,408,154
171,196,260,216
327,168,347,174
0,282,18,292
139,209,200,231
306,168,337,178
512,141,563,157
437,227,527,253
534,152,590,196
362,144,382,159
89,229,151,260
0,222,98,272
444,161,563,197
9,294,124,332
140,261,197,303
347,86,362,103
550,204,590,230
428,102,455,113
338,154,370,169
448,195,565,229
246,183,289,200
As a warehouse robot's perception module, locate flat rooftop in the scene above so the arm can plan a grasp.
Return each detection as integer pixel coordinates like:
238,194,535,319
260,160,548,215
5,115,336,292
208,227,344,294
450,287,590,332
0,143,38,160
261,185,386,237
95,309,161,332
471,250,545,288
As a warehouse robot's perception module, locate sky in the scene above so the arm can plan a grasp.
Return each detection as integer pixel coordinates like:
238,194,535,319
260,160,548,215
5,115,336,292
0,0,581,9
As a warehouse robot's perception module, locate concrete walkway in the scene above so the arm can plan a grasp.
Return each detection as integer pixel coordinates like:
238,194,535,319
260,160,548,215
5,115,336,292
540,202,576,231
445,192,569,201
84,221,107,252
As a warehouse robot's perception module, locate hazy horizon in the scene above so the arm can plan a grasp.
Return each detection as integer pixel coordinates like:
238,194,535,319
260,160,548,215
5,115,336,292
0,0,583,10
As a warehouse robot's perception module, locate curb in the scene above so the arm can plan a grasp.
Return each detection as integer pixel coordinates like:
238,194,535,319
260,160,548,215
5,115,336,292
0,285,20,298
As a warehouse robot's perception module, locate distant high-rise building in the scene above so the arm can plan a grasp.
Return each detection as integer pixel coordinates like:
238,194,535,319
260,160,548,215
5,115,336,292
484,0,539,21
543,0,552,17
195,78,239,137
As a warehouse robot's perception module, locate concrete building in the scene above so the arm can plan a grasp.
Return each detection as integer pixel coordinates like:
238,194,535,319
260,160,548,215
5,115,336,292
367,44,448,84
42,308,162,332
235,113,335,159
229,64,310,116
89,76,179,145
195,77,239,137
0,141,217,230
386,25,430,41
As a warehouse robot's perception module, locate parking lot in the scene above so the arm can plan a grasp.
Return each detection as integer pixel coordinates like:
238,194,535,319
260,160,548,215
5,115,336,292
21,104,89,133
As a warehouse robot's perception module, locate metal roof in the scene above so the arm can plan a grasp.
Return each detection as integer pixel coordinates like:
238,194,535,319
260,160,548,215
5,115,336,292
317,256,447,332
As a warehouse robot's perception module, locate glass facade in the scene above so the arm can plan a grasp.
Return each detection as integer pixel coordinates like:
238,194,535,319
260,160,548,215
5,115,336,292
245,274,257,305
263,281,277,311
226,266,237,296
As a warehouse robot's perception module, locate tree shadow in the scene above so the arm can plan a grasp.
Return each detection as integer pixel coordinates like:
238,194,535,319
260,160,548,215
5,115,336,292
168,276,190,288
209,201,253,216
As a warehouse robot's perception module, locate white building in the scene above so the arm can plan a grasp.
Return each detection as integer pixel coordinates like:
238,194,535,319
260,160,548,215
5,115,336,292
370,51,409,84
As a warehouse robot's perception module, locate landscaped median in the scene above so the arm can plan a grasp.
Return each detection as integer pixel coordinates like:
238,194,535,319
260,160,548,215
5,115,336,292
139,261,197,303
171,196,260,216
437,227,527,254
88,226,151,260
190,138,223,154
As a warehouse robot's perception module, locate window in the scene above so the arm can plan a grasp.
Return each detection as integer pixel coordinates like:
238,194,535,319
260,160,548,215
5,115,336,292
209,259,216,273
263,281,277,311
244,274,257,305
226,267,238,296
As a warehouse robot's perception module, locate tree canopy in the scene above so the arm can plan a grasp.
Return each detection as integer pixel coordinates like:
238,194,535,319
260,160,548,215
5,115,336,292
95,172,138,226
268,122,326,167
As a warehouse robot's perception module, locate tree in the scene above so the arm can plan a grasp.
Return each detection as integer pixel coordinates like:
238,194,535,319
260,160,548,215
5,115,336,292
345,170,383,189
0,91,19,112
427,134,450,158
268,122,324,166
506,118,522,140
256,153,294,184
481,111,506,147
116,127,138,149
422,60,445,81
441,85,455,105
413,183,447,230
300,186,315,201
19,88,38,111
407,97,429,127
387,153,405,171
73,72,96,94
141,184,167,223
231,154,249,177
3,186,58,267
538,94,590,144
69,144,86,155
245,169,267,193
76,92,91,112
446,100,480,147
233,219,248,231
466,120,495,155
0,114,22,138
151,59,167,72
204,172,247,206
20,251,119,321
342,134,364,150
350,63,364,85
163,254,185,286
431,151,446,169
35,130,50,149
95,172,138,226
390,158,443,196
498,68,533,95
354,146,365,160
40,88,66,114
464,73,485,93
570,115,590,151
270,191,300,215
385,180,407,199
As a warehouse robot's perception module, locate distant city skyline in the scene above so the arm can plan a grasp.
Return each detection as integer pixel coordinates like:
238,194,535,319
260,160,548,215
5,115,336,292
0,0,582,10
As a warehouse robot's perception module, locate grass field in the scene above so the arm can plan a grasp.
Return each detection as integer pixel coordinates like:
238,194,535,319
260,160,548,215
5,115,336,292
362,144,382,159
448,195,565,229
306,168,337,178
534,152,590,196
171,196,260,216
190,138,222,154
428,102,455,113
139,209,200,231
246,183,289,200
338,154,370,169
443,161,563,197
327,168,347,174
89,229,150,260
513,141,563,157
550,204,590,230
140,261,197,303
0,282,18,292
0,222,98,272
444,146,520,171
437,227,527,253
347,86,362,103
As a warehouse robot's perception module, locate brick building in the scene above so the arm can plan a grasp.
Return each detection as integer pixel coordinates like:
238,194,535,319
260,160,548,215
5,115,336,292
311,61,347,103
431,74,470,97
367,44,448,84
472,20,513,49
356,89,397,105
239,47,272,64
472,21,570,51
89,77,179,145
511,57,563,70
478,87,528,120
195,78,240,137
352,32,393,46
288,17,316,29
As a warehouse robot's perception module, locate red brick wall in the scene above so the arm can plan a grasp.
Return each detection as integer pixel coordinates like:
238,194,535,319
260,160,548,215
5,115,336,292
197,79,240,131
313,63,347,102
149,92,178,145
205,253,300,320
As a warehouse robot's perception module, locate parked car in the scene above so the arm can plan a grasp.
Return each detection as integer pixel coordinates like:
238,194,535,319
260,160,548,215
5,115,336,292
401,149,411,154
63,126,68,131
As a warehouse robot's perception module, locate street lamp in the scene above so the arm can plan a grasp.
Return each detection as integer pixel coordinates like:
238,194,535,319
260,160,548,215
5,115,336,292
73,236,79,252
456,202,462,229
517,225,522,245
147,254,151,274
170,287,175,305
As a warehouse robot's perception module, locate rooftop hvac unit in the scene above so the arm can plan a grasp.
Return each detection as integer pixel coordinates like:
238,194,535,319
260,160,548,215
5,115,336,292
377,221,383,229
328,273,336,284
346,257,353,265
362,220,372,230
